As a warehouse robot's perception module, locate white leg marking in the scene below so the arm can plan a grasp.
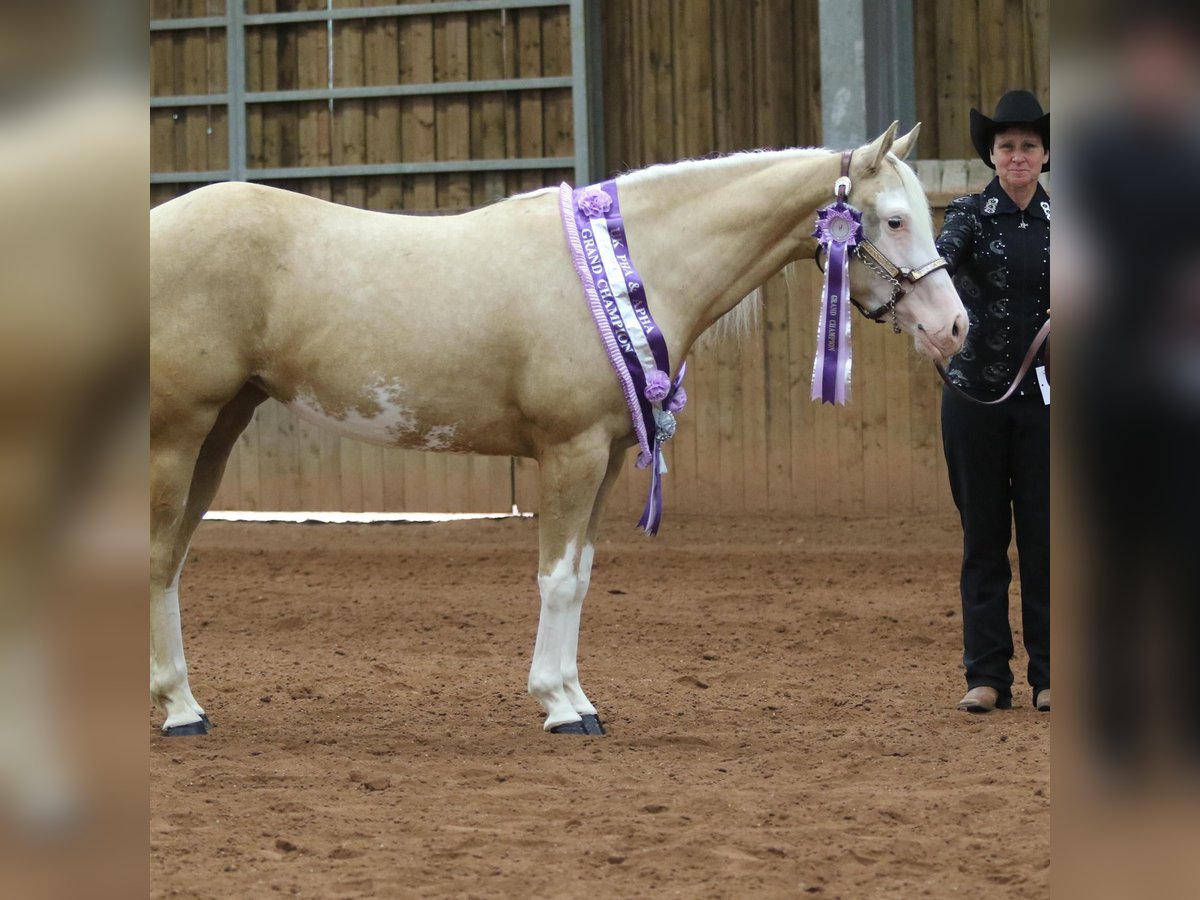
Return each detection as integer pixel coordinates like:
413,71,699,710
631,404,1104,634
150,559,206,730
561,543,596,715
527,540,584,729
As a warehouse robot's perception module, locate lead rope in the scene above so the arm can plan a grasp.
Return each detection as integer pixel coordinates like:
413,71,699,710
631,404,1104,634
935,318,1050,406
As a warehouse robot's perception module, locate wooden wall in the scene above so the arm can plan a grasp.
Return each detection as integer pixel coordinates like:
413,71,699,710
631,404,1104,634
151,0,576,210
151,1,1044,517
913,0,1050,160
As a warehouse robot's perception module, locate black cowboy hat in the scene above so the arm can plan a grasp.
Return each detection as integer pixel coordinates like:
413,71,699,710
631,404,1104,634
969,90,1050,173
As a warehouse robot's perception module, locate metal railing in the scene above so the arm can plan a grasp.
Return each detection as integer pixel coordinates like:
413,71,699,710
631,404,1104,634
150,0,602,190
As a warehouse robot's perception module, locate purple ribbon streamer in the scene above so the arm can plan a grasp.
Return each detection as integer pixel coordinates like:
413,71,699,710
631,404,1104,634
811,203,860,405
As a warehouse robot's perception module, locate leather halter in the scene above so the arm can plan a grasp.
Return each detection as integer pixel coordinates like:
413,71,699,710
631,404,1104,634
815,149,951,333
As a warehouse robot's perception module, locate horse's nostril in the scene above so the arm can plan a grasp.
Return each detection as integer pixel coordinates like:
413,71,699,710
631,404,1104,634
952,321,960,338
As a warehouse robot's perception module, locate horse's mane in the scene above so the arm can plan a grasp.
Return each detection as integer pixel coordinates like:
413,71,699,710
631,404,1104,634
617,146,829,188
699,287,763,348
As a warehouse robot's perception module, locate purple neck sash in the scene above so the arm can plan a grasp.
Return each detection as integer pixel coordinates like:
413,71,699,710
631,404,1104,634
559,181,686,535
811,200,863,405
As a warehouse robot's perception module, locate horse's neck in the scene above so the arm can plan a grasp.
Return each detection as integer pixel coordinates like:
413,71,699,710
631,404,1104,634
615,150,841,359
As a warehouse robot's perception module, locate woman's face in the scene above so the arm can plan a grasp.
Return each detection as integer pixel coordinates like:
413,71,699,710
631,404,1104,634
990,126,1048,192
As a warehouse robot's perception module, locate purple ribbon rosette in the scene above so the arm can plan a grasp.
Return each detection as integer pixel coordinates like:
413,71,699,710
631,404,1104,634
811,201,863,405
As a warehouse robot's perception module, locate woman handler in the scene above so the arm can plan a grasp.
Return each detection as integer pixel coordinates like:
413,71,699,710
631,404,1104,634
935,90,1051,713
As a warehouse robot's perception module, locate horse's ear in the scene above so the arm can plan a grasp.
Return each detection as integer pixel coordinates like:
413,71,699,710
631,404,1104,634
860,121,900,174
891,123,921,161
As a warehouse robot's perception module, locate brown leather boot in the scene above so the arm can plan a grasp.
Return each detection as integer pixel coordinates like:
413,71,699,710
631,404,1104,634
957,686,1012,713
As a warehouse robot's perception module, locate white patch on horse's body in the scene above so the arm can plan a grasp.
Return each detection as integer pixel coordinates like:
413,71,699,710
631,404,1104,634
421,424,458,451
286,379,419,446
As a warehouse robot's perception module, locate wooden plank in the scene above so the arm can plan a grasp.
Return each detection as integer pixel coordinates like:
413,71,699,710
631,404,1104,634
763,274,792,511
297,413,324,508
912,0,940,157
231,407,261,511
297,18,332,201
935,0,979,161
966,159,991,190
883,319,914,513
794,0,822,148
716,334,745,514
258,401,299,510
400,13,437,211
672,0,712,156
150,30,176,174
262,1,293,180
332,0,367,209
513,457,539,514
600,0,633,177
810,354,841,517
515,7,545,192
978,0,1009,111
908,355,941,515
381,447,406,512
754,0,795,149
939,158,970,198
625,0,670,167
207,15,229,171
364,11,402,211
244,4,265,172
716,0,754,152
740,296,769,512
178,2,211,176
433,11,471,211
1026,0,1050,104
540,5,572,187
787,263,819,515
357,442,385,512
500,6,521,195
837,333,866,518
470,9,508,205
857,310,890,515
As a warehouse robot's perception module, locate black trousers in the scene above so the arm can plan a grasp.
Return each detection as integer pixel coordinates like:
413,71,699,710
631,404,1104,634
941,388,1050,699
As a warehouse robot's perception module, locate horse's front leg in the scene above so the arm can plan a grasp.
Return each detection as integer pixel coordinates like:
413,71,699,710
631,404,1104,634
528,436,615,734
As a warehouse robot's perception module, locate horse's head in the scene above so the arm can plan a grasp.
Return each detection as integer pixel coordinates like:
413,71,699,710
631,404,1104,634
843,123,968,363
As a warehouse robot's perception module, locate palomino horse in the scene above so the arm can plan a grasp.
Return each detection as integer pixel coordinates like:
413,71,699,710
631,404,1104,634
150,122,967,736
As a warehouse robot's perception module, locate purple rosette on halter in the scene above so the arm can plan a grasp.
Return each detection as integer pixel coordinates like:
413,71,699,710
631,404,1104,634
811,201,862,405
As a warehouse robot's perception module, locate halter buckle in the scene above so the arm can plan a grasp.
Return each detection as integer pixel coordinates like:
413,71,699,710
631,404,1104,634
833,175,852,201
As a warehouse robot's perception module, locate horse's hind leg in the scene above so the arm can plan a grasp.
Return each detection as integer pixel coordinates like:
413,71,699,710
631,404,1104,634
150,383,267,735
528,434,618,733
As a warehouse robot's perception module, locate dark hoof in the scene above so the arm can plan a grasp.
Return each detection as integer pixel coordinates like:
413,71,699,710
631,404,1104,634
580,714,606,736
164,718,210,737
200,713,214,728
549,721,588,735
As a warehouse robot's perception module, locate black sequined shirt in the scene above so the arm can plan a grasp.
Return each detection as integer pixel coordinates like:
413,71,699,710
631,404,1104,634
935,178,1051,398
